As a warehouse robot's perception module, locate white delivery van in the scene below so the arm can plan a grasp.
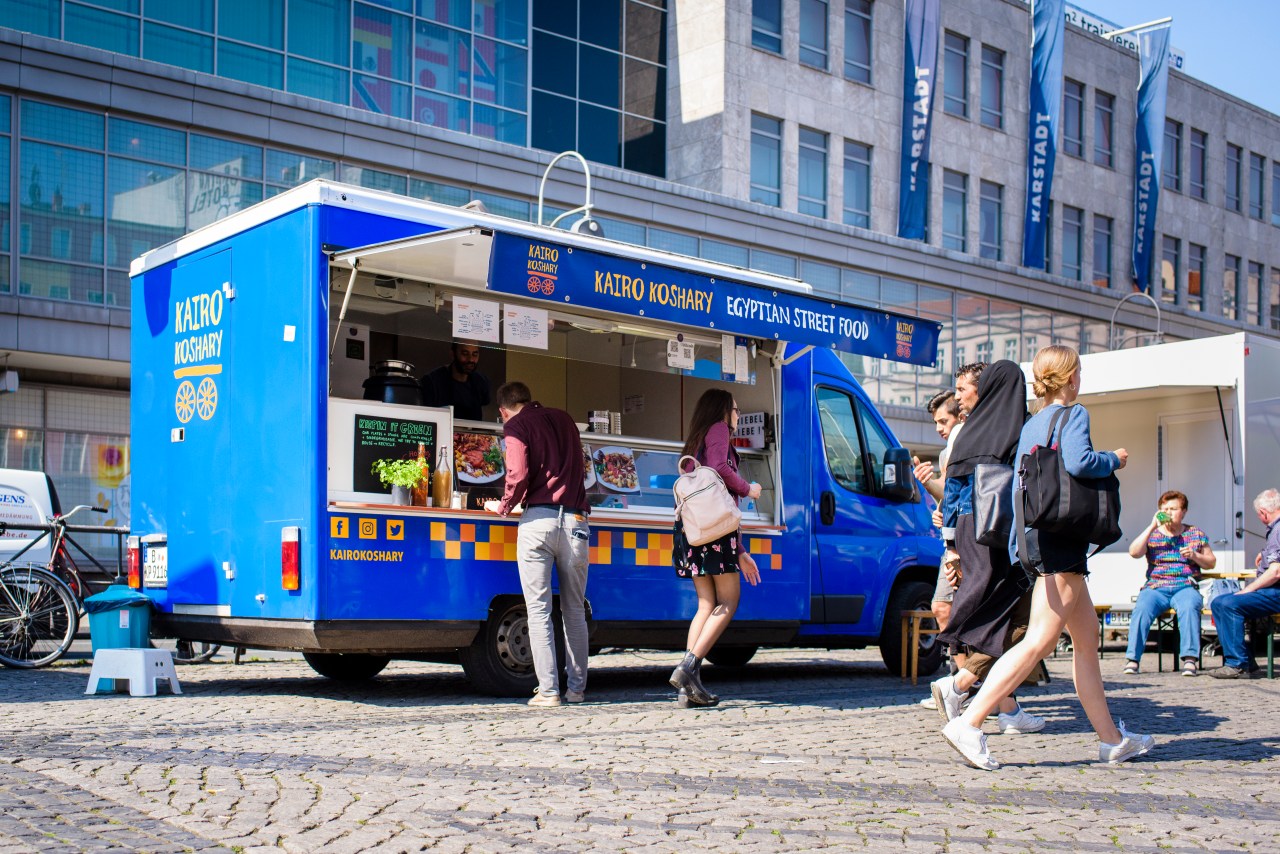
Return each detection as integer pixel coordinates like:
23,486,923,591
0,469,60,568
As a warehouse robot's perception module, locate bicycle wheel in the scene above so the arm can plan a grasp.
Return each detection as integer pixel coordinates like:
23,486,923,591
174,640,221,664
0,565,80,668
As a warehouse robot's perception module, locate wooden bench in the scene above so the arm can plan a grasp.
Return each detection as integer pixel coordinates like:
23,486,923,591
900,609,940,685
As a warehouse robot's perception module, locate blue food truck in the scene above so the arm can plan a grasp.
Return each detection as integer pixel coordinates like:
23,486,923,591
129,181,945,695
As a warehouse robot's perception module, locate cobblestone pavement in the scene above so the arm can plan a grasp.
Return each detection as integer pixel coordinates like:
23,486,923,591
1,648,1278,853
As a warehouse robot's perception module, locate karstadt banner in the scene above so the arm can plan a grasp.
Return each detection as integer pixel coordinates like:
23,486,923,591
1132,25,1172,292
1021,0,1064,270
897,0,940,241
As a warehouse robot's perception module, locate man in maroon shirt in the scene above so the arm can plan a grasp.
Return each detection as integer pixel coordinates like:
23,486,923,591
483,381,590,706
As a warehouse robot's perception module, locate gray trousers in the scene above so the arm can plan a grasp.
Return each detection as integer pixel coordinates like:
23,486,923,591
516,506,590,695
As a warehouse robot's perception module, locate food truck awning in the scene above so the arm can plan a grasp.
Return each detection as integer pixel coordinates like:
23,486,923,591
333,225,942,368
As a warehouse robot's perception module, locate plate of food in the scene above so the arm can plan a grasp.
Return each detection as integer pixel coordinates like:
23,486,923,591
582,443,597,489
594,446,639,492
455,432,505,484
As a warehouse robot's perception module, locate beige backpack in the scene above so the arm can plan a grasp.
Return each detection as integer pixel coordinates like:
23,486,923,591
673,455,742,546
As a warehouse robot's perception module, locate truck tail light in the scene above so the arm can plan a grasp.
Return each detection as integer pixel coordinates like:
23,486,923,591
126,536,141,588
281,526,300,591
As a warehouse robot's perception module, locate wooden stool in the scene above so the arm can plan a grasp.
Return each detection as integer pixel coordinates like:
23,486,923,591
900,609,940,685
85,648,182,696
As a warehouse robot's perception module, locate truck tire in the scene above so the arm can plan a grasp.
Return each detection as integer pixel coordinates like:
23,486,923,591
706,645,758,667
878,579,943,677
302,652,390,681
459,599,571,697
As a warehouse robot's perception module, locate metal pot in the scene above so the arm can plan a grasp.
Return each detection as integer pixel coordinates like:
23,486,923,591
362,359,423,405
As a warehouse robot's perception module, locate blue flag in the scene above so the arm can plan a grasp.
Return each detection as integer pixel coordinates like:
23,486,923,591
897,0,940,240
1021,0,1064,270
1132,25,1171,292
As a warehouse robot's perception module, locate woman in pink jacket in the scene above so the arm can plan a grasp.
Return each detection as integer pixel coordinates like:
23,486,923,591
670,389,762,706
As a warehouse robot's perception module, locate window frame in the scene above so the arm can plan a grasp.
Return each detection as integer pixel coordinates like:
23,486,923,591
843,0,872,84
751,0,783,54
1160,235,1180,305
1092,214,1112,289
1062,205,1084,281
1223,253,1241,320
1188,242,1205,312
749,112,782,207
1249,152,1266,220
979,44,1004,130
1189,128,1207,200
1162,119,1182,193
1093,90,1114,168
943,31,969,119
941,169,968,252
799,0,829,70
1226,143,1243,212
842,139,872,228
1063,78,1084,158
978,179,1002,260
798,126,829,218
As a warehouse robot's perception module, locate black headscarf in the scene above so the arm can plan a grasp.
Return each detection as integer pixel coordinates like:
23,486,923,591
945,360,1028,478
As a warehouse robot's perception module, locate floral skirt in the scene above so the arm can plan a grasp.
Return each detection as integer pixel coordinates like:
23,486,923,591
673,519,741,578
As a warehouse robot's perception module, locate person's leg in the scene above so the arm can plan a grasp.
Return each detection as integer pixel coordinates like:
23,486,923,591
932,599,952,632
1170,585,1204,663
685,576,718,651
957,576,1067,728
1060,576,1122,744
691,573,742,658
555,514,591,696
516,517,559,696
1211,591,1252,669
1125,586,1170,665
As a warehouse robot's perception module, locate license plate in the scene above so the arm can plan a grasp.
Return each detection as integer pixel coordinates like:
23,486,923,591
143,545,168,587
1105,611,1131,627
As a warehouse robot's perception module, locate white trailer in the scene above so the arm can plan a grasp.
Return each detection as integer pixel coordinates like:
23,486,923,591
1044,333,1280,638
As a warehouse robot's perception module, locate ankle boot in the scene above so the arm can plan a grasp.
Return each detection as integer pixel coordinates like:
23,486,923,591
692,657,719,704
669,652,715,705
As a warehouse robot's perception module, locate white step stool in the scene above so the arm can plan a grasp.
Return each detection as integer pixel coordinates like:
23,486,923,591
85,648,182,697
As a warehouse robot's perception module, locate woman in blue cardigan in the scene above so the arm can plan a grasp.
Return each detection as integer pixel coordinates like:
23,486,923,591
941,345,1155,770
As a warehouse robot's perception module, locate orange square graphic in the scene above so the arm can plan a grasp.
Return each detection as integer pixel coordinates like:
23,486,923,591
503,543,517,562
431,522,446,541
461,524,476,543
597,531,612,548
474,543,489,561
445,541,461,561
622,531,637,549
770,554,782,570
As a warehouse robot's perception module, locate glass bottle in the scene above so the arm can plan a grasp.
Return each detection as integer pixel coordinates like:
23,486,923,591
432,445,452,509
413,442,430,506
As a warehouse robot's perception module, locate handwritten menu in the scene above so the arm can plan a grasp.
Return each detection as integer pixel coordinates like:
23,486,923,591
504,304,549,349
453,296,500,343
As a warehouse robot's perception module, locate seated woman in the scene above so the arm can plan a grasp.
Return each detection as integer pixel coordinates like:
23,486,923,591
1124,490,1217,677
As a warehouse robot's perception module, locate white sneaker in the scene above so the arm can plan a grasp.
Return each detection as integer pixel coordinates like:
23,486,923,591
930,675,965,724
942,718,999,771
919,695,937,710
1099,720,1154,764
997,706,1046,735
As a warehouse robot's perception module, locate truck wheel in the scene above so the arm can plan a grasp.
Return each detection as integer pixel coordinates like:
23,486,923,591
459,600,539,697
879,580,944,677
302,652,390,681
706,645,758,667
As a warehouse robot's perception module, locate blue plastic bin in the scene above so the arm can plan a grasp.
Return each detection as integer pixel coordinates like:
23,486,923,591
84,585,152,652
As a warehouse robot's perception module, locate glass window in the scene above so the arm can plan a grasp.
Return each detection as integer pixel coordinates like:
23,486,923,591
1226,144,1242,212
943,32,968,118
471,190,527,220
1247,261,1263,326
21,101,104,149
579,45,621,109
1062,205,1083,280
147,0,214,31
191,135,262,179
531,0,574,38
804,260,841,295
477,0,528,45
420,22,474,96
1190,128,1207,200
941,170,966,251
143,22,214,73
623,113,663,178
287,0,349,65
799,0,828,69
750,113,781,207
418,0,466,29
978,180,1001,261
701,239,749,268
1063,79,1084,158
1188,243,1205,312
186,171,263,229
0,0,61,38
752,0,782,53
1041,199,1053,273
219,0,283,49
1270,268,1280,331
1162,119,1181,193
408,177,467,205
844,0,871,84
1223,254,1240,320
266,150,336,187
750,248,796,278
579,0,620,51
1249,153,1265,220
110,117,186,172
287,56,350,104
106,157,185,267
415,89,470,132
65,4,139,55
647,227,698,256
17,259,103,303
1272,163,1280,227
353,76,412,118
1093,90,1113,167
531,90,574,153
475,105,526,147
816,386,869,493
217,41,284,88
1160,236,1179,305
352,4,411,83
856,402,893,492
979,45,1003,130
340,164,407,194
798,127,827,218
843,139,871,228
19,142,104,265
1092,215,1112,288
577,103,620,167
477,38,528,111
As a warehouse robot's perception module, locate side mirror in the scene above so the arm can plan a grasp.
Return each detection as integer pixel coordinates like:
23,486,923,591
880,447,917,503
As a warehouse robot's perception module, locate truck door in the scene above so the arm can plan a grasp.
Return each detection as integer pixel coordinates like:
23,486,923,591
1159,411,1238,572
811,384,913,633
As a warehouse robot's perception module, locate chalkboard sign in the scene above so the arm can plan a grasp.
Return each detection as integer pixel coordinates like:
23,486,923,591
352,414,437,494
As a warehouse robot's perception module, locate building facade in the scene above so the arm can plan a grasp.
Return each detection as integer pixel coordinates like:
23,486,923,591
2,0,1279,526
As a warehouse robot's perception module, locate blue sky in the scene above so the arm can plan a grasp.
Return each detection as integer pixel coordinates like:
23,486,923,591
1076,1,1280,115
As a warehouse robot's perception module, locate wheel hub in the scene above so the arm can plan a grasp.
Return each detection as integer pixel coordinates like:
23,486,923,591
494,611,534,673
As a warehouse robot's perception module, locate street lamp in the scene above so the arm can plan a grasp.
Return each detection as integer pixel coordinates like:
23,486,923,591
536,151,604,238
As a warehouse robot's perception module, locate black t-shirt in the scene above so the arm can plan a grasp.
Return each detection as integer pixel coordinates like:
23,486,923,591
421,364,490,420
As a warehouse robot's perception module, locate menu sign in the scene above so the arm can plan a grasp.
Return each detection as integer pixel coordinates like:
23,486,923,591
351,414,437,494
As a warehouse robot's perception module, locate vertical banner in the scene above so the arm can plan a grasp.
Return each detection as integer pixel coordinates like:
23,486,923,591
1021,0,1064,269
1132,25,1172,292
897,0,940,240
